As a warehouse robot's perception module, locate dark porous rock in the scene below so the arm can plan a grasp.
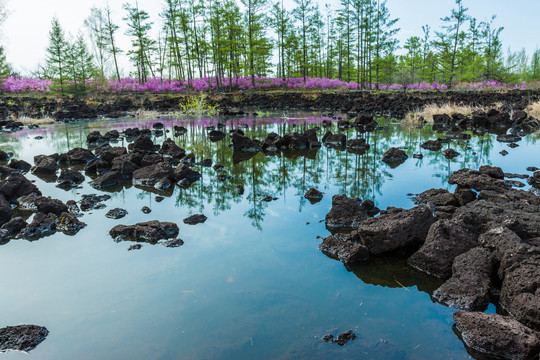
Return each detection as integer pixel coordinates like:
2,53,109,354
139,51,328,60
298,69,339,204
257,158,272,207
355,114,373,125
154,177,172,191
128,244,142,251
413,188,459,207
527,171,540,187
109,220,179,243
133,162,173,187
527,166,539,172
31,155,58,176
160,238,184,248
505,179,526,188
443,148,460,159
413,153,423,159
87,130,106,144
445,131,471,140
448,168,508,192
98,146,127,164
18,212,57,240
152,122,164,130
381,147,408,167
208,130,226,142
478,226,525,262
500,149,509,156
104,130,120,140
57,169,85,189
453,311,540,360
139,153,166,168
0,173,41,204
231,133,262,152
499,245,540,331
8,159,31,172
325,195,371,231
432,247,494,310
346,138,370,150
357,206,434,255
183,214,207,225
508,142,519,148
432,113,452,126
0,165,19,176
34,196,68,216
173,164,201,183
319,232,370,265
111,158,139,179
0,150,10,162
304,188,323,203
105,208,128,219
421,139,443,151
129,136,157,152
213,163,225,171
155,196,164,202
505,173,529,179
0,194,12,226
65,147,96,164
181,153,196,165
80,194,111,211
479,165,504,180
90,171,124,190
322,131,346,148
0,217,27,237
141,206,151,214
497,133,522,143
158,139,186,159
66,200,81,216
262,132,282,151
0,324,49,353
322,334,333,342
85,159,110,175
333,330,356,346
408,218,480,279
55,212,86,234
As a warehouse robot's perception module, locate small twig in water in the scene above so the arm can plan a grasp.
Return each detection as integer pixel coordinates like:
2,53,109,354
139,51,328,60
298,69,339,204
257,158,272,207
394,279,410,291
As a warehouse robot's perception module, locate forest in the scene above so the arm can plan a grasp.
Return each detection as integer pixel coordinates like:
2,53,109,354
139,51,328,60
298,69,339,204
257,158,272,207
0,0,539,93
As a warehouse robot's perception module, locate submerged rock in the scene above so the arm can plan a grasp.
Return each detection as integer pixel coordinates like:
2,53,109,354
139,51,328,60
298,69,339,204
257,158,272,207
90,171,124,190
128,244,142,251
453,311,540,360
133,162,174,187
80,194,111,211
55,212,86,234
0,325,49,353
231,133,262,152
160,238,184,248
0,194,12,226
421,139,443,151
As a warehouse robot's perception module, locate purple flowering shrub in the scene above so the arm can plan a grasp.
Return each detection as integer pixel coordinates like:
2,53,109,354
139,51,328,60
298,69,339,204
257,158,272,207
0,76,528,94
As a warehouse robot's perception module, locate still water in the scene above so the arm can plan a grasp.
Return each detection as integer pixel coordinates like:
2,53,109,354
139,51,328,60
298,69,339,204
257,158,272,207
0,113,538,359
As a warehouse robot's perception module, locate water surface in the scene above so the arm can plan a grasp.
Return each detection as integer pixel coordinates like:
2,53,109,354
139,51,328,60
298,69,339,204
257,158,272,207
0,113,538,359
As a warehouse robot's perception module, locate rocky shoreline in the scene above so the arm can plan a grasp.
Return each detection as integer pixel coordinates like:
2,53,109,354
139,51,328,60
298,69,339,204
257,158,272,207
0,89,539,121
320,165,540,359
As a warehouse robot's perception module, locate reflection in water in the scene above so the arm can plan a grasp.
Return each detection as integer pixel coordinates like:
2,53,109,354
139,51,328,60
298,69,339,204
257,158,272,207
0,112,538,360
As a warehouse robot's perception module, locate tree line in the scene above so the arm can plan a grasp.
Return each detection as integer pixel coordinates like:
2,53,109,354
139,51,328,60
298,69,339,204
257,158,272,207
2,0,540,91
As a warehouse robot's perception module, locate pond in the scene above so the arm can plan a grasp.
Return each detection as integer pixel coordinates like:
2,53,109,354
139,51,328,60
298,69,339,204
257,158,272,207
0,112,538,359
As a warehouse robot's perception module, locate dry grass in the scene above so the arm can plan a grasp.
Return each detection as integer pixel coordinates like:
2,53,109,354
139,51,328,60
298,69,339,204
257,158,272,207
404,102,503,125
525,100,540,119
17,116,56,125
133,110,162,118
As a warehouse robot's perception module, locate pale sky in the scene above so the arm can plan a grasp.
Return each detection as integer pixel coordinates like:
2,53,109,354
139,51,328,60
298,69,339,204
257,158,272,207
2,0,539,76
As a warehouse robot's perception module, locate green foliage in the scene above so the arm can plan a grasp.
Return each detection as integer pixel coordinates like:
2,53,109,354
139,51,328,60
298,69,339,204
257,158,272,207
176,94,220,118
0,45,11,78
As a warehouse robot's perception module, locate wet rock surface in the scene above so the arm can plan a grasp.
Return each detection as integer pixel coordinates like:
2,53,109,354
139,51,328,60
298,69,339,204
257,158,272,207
319,232,369,265
453,311,540,360
325,195,379,231
304,187,323,203
109,221,179,243
0,325,49,353
106,208,128,219
432,247,495,310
